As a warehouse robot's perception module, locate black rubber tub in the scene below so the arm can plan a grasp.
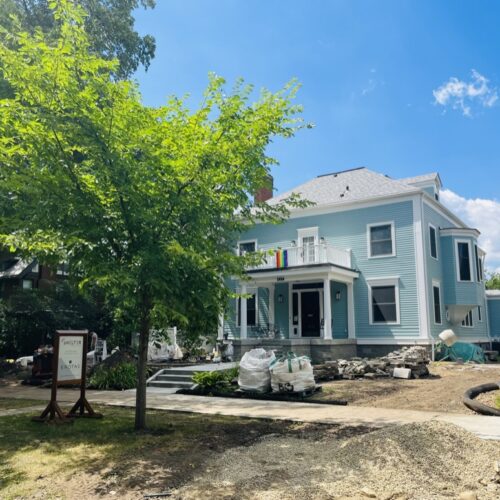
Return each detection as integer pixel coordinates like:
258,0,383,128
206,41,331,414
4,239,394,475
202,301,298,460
463,382,500,416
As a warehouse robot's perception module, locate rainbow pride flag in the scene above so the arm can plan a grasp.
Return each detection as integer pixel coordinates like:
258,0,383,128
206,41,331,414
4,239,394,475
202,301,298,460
275,249,288,269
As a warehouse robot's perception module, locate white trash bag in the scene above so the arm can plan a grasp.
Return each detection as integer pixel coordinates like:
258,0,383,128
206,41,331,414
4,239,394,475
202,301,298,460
238,348,276,392
270,352,315,393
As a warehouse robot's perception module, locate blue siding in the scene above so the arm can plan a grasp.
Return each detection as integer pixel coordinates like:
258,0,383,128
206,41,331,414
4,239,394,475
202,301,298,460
241,200,419,339
274,283,289,338
258,287,269,327
331,281,348,338
488,298,500,338
423,203,488,340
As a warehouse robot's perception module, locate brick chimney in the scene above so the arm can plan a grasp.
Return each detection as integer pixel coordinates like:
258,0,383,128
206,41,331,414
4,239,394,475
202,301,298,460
254,174,274,203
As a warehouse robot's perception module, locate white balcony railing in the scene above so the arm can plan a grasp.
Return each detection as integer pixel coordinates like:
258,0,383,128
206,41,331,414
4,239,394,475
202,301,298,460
248,244,352,271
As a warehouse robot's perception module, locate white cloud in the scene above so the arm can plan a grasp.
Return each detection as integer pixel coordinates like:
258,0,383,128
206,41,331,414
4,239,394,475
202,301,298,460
440,189,500,272
433,70,498,117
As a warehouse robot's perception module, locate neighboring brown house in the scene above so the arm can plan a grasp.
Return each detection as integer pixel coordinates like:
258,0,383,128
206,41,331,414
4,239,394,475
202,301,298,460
0,253,68,300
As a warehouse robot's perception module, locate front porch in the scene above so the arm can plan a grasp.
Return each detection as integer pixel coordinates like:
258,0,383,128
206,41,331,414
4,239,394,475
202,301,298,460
222,262,360,358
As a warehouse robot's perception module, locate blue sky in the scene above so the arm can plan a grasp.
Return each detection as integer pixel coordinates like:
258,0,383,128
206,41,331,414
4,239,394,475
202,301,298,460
133,0,500,269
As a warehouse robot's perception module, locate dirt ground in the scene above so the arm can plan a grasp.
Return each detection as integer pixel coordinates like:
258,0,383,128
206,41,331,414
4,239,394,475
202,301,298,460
312,362,500,413
174,420,500,500
0,400,371,500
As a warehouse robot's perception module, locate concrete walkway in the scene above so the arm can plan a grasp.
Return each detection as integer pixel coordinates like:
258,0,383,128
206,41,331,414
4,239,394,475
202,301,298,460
1,385,499,440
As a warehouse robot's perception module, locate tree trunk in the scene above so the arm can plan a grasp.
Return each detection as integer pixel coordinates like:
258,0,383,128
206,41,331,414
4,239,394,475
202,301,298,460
135,297,151,431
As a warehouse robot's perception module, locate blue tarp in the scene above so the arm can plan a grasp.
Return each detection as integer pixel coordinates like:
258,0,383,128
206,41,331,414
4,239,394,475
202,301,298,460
436,341,486,363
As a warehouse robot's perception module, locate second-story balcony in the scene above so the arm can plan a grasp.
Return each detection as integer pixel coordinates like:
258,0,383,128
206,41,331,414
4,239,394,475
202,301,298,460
247,243,352,271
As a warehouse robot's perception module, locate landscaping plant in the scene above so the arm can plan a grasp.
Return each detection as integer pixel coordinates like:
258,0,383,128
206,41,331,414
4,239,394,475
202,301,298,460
89,362,137,391
192,367,239,392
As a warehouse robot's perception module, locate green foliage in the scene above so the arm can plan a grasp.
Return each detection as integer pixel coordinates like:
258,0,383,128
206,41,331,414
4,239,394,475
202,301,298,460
0,1,306,427
192,367,239,392
0,0,156,79
486,271,500,290
0,282,112,357
89,361,137,390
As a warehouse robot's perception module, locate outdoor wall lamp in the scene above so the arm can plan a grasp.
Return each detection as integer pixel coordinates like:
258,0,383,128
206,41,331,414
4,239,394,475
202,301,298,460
320,237,325,244
335,291,341,301
278,294,284,303
291,240,296,246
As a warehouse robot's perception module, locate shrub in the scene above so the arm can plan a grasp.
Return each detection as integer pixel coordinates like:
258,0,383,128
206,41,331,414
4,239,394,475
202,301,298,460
89,361,137,390
192,367,239,392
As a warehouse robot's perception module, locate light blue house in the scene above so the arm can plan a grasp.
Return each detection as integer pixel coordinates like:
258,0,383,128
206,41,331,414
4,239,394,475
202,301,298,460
221,168,494,361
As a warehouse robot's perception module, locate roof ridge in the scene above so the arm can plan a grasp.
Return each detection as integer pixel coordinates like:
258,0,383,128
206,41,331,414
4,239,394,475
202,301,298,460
316,166,366,178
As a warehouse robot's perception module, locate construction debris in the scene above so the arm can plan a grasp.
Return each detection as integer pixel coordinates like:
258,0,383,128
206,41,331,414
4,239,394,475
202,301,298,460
314,346,431,381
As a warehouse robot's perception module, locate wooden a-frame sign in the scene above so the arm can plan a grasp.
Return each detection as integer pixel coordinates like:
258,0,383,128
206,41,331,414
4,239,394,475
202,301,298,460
33,330,102,423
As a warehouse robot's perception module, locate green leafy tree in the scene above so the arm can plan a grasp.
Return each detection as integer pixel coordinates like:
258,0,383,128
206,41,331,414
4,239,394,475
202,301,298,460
0,1,306,429
0,282,112,358
486,271,500,290
0,0,156,79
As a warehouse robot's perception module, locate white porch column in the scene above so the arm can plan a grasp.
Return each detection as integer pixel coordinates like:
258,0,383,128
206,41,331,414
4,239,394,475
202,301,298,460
323,277,332,339
217,312,224,340
347,282,356,339
268,284,275,326
240,282,248,339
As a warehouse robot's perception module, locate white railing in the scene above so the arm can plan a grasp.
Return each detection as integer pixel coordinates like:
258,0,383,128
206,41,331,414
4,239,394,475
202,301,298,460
248,244,351,271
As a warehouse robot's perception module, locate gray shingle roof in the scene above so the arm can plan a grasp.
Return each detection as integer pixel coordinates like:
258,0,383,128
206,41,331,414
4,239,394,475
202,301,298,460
269,167,420,208
0,259,31,279
399,173,441,187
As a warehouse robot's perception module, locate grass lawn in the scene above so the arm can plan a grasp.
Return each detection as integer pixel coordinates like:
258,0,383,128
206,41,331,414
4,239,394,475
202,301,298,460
0,397,44,410
0,402,304,500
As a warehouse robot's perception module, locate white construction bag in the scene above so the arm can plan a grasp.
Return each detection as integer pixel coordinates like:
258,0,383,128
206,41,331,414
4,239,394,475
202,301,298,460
270,352,315,393
238,348,276,392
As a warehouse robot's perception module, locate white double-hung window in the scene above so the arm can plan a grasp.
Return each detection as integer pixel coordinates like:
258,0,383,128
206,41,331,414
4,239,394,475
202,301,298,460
367,222,395,258
367,277,400,325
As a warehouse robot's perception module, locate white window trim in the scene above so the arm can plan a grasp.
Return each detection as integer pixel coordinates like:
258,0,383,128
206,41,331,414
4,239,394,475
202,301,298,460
297,227,319,265
478,305,483,322
297,227,319,243
455,239,473,283
236,289,258,327
473,244,482,283
432,280,442,325
237,239,258,256
367,277,401,325
22,279,33,290
429,224,438,260
289,286,324,338
461,310,474,328
367,221,396,259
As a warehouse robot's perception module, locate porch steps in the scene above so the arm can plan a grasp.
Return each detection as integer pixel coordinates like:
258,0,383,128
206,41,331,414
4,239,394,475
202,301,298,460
147,369,195,389
146,363,237,390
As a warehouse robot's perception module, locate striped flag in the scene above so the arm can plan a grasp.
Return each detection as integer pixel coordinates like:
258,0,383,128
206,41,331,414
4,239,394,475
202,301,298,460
275,249,288,268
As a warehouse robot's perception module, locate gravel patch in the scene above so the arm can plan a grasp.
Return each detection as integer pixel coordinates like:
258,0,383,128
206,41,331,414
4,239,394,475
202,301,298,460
174,421,500,500
475,389,500,409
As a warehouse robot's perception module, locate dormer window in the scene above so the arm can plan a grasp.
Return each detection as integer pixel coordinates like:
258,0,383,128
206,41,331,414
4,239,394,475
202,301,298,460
238,240,256,256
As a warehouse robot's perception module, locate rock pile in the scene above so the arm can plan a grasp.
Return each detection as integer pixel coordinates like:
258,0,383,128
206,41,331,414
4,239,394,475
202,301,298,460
314,346,430,381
